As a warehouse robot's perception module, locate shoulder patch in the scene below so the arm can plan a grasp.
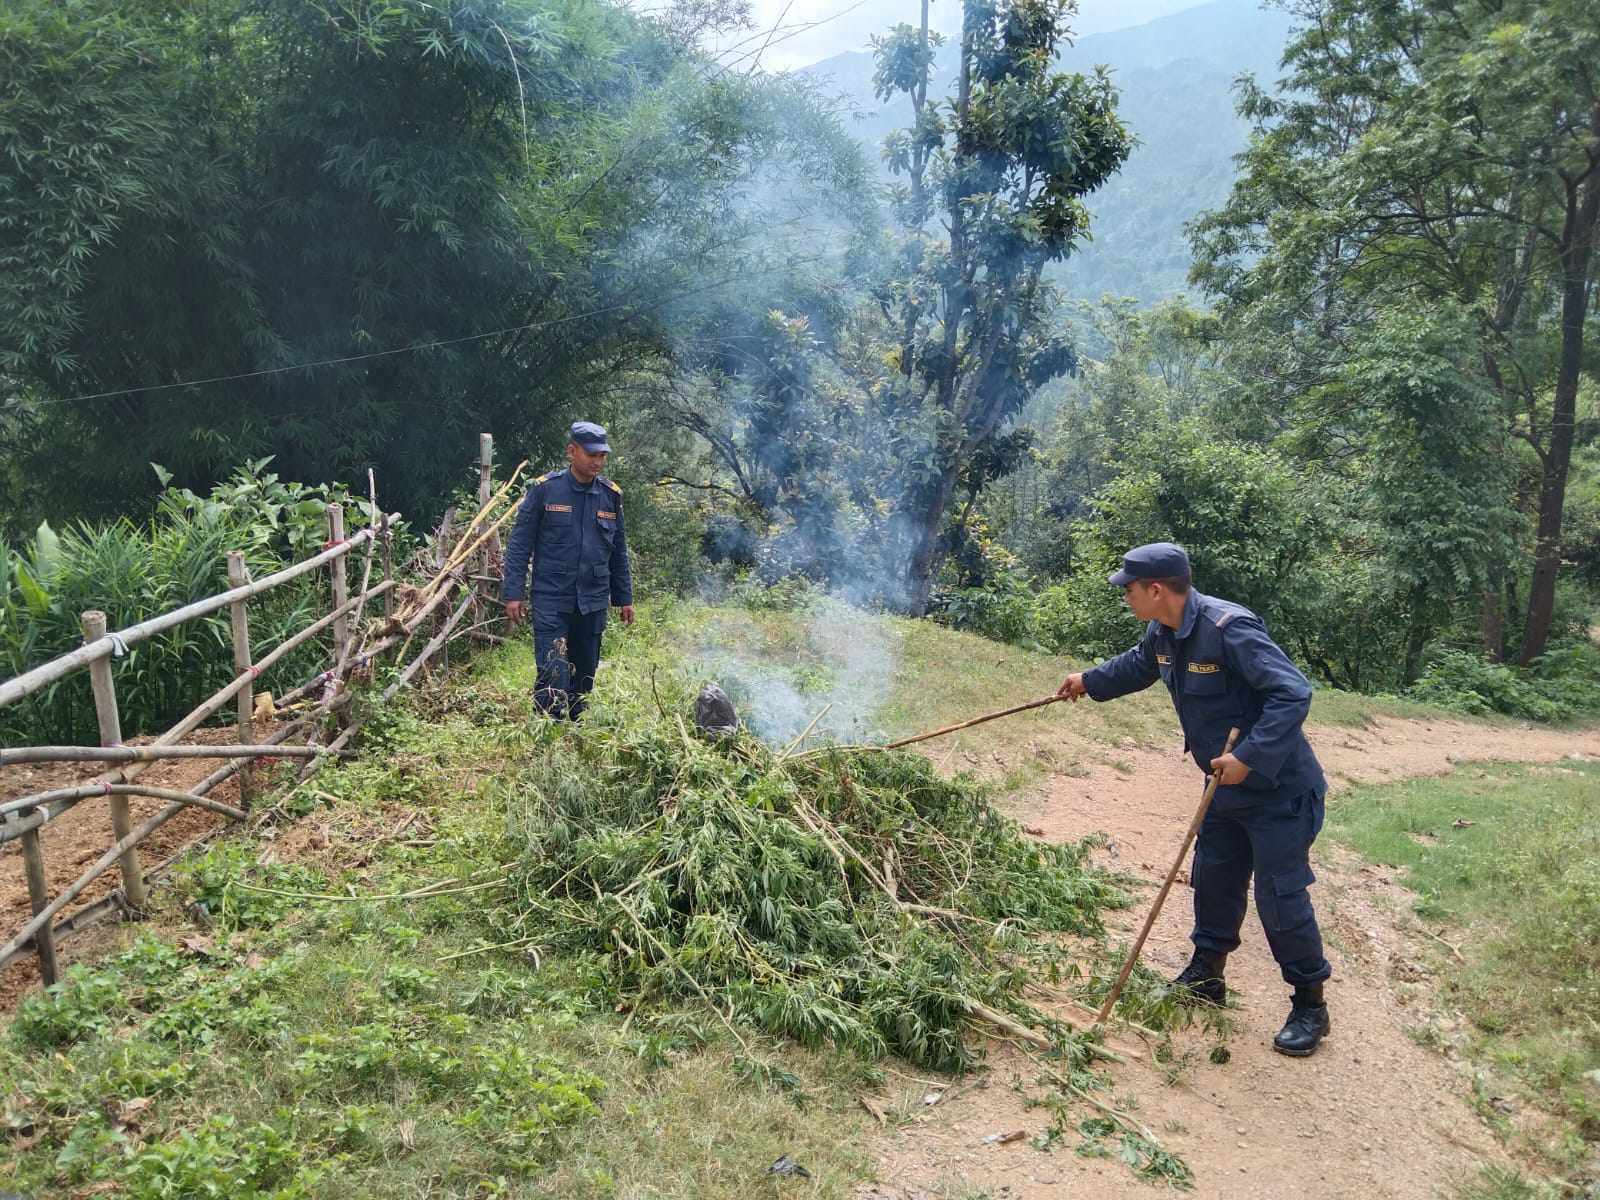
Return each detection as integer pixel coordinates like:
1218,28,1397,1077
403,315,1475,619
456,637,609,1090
1206,602,1255,630
601,476,621,495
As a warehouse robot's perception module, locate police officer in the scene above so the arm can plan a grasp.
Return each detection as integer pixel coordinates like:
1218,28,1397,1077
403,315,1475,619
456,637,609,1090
1057,543,1331,1057
502,422,635,720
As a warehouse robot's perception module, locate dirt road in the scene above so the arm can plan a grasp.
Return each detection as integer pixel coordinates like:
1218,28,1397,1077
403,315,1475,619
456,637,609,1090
861,717,1600,1199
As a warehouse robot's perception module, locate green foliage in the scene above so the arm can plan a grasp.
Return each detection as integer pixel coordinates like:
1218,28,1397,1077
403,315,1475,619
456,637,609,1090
1033,422,1331,657
933,574,1044,649
121,1115,321,1199
491,693,1118,1070
1407,646,1600,723
0,461,378,744
1188,0,1600,665
177,844,330,933
11,964,128,1050
0,0,875,528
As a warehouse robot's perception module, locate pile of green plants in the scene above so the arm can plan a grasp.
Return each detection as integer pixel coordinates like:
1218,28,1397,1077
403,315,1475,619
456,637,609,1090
0,460,383,744
480,696,1121,1073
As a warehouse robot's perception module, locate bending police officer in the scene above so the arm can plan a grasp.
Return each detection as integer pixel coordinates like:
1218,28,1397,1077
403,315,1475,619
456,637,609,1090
502,422,635,720
1057,542,1332,1057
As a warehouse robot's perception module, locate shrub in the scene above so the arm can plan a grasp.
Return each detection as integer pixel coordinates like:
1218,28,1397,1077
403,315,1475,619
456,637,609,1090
0,461,384,744
931,574,1045,648
1407,647,1600,722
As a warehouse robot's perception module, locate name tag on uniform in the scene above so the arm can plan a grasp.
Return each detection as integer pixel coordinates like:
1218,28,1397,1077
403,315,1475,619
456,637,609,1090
597,510,616,519
1188,662,1220,674
545,503,572,512
1155,654,1172,665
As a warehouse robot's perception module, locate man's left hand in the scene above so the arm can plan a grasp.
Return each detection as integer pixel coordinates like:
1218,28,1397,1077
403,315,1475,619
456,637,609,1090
1209,752,1250,786
618,604,635,626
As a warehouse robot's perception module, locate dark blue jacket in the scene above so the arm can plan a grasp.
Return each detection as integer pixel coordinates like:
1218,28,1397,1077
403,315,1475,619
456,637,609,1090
501,468,633,615
1083,589,1325,805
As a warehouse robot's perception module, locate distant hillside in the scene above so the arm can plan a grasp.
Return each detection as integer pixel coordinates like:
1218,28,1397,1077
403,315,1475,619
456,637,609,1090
799,0,1297,304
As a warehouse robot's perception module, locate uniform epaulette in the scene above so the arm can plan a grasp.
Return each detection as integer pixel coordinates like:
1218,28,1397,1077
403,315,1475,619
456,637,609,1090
601,476,621,495
535,471,558,484
1208,604,1250,629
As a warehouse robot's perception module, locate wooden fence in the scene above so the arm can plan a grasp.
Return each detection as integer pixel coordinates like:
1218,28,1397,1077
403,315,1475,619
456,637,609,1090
0,434,514,987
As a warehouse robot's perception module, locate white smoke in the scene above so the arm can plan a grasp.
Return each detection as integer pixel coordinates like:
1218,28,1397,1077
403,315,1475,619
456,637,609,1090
692,592,900,746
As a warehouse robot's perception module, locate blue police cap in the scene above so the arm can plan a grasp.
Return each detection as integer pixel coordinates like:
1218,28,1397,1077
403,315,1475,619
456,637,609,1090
1108,542,1191,587
569,421,610,452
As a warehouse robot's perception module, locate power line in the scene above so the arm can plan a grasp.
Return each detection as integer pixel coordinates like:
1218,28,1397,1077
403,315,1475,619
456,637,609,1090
10,0,876,412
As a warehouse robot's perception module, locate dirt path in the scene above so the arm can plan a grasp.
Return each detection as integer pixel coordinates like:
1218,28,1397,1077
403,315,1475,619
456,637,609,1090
0,726,277,1008
861,717,1600,1199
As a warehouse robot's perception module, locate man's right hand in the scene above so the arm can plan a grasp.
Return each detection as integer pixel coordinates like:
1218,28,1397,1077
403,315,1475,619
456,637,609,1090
504,600,526,624
1057,672,1088,701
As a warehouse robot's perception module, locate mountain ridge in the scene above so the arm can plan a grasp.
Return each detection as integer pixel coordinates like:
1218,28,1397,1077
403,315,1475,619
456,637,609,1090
799,0,1298,303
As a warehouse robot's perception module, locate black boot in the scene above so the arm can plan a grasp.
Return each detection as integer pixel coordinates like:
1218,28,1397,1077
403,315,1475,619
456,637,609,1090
1273,983,1330,1057
1169,950,1227,1006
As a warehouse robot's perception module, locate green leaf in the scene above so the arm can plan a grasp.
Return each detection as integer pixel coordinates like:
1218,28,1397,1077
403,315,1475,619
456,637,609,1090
32,521,61,580
150,462,173,488
14,561,51,616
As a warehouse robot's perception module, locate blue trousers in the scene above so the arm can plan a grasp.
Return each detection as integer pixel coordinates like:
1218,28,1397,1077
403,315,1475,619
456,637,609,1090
1190,788,1331,986
532,607,607,720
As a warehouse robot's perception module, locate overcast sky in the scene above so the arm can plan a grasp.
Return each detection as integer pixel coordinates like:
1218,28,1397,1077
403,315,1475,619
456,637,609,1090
705,0,1210,71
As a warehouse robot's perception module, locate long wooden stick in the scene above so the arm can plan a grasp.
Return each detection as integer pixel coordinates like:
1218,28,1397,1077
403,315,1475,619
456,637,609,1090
0,744,354,767
1095,727,1241,1027
883,694,1065,750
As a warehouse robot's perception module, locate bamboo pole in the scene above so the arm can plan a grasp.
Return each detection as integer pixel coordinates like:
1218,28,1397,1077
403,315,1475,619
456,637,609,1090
381,514,394,620
478,434,500,565
0,522,393,710
0,788,249,965
272,577,449,711
226,553,256,807
328,505,350,669
0,745,353,767
1,579,394,843
1,784,248,831
382,590,477,703
81,610,147,911
297,586,476,784
187,718,310,800
17,820,59,986
1095,727,1242,1027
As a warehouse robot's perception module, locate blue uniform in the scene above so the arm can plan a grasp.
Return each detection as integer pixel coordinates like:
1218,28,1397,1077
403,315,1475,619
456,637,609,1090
502,467,633,719
1083,588,1331,986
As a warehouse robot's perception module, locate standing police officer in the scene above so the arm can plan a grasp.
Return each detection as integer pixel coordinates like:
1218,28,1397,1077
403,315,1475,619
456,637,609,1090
1057,543,1332,1057
502,422,635,720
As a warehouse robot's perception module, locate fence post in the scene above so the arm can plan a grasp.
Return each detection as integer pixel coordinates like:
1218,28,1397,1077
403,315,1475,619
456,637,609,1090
381,513,394,620
80,610,149,912
226,553,257,807
477,432,498,619
328,505,350,662
18,820,59,986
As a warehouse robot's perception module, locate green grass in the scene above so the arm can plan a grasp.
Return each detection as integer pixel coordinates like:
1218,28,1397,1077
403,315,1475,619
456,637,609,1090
0,595,1519,1198
1305,687,1455,728
0,599,1187,1198
0,645,874,1199
1325,760,1600,1183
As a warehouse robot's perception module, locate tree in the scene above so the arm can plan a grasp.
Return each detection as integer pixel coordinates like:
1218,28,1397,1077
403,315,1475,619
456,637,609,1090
1190,0,1600,663
0,0,873,526
869,0,1132,613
